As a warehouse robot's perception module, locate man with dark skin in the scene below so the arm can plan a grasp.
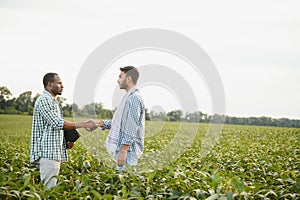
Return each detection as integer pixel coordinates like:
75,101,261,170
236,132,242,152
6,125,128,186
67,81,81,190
30,72,98,189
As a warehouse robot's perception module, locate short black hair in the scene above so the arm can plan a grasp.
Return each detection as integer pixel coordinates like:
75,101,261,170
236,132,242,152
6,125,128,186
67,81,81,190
43,72,58,88
120,66,139,84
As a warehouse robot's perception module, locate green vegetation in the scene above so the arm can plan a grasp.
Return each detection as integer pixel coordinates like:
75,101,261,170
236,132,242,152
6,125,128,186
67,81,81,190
1,86,300,127
0,114,299,199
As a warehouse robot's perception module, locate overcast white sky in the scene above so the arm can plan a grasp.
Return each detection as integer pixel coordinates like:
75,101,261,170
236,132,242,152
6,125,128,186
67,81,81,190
1,0,300,119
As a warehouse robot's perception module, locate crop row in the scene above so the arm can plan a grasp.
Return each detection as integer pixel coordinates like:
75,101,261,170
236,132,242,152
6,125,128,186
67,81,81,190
0,115,299,199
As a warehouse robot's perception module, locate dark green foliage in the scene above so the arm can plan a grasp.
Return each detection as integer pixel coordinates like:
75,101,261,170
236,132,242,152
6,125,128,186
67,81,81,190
0,115,299,199
1,85,300,127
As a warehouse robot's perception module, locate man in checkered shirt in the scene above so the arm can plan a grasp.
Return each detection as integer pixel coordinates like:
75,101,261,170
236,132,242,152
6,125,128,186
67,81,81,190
30,72,97,189
98,66,145,168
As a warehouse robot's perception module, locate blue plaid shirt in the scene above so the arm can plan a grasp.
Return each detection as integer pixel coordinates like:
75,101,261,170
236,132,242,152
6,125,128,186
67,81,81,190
103,89,145,159
30,91,66,163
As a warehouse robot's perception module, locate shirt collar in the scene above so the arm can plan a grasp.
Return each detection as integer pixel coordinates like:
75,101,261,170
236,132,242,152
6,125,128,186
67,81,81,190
127,85,137,95
43,90,55,99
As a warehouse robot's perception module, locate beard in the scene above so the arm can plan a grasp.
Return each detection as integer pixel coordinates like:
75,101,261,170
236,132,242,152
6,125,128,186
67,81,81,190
51,87,62,96
119,79,127,89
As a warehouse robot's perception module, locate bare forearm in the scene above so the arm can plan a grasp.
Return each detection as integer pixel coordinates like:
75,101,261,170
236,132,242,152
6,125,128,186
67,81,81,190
120,144,129,151
63,120,89,130
117,144,129,166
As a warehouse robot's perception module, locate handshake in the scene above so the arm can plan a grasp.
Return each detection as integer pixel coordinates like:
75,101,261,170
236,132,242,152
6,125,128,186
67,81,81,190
84,119,104,132
64,119,104,149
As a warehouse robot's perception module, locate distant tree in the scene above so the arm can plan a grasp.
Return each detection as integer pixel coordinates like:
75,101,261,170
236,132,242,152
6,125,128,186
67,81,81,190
1,86,300,128
32,93,41,106
79,102,103,117
0,86,12,110
145,108,151,121
94,103,104,115
5,105,18,114
199,112,208,122
99,108,113,119
211,113,225,124
71,103,79,113
185,111,205,123
167,110,182,122
150,111,166,121
2,97,18,114
62,104,73,117
15,91,32,114
56,96,67,107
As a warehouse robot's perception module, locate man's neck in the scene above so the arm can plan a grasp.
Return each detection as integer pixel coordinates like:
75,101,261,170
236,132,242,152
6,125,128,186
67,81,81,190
125,84,135,92
45,89,56,98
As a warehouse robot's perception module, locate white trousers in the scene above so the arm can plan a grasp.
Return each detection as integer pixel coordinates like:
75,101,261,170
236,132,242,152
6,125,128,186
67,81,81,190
39,158,61,189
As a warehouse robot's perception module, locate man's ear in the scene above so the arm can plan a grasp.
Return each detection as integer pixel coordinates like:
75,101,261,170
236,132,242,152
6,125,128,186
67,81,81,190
127,76,133,83
47,82,53,88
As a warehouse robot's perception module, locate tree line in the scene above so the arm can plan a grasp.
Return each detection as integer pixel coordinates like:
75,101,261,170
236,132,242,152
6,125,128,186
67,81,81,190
1,86,300,128
0,86,113,119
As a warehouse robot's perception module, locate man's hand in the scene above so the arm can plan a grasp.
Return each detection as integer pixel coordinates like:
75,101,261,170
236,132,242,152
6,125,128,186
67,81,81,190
67,142,74,149
85,120,99,131
117,149,127,166
98,120,104,128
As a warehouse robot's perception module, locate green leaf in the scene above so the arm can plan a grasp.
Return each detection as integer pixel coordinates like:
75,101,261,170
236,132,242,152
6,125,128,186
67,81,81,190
211,172,223,187
296,175,300,190
81,185,90,193
23,174,31,187
231,177,244,193
122,185,127,198
206,194,219,200
226,192,233,200
91,190,101,198
102,194,113,200
75,180,80,192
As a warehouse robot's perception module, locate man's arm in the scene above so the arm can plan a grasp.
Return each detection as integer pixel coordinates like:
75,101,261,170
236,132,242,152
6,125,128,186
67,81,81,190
63,120,98,131
39,98,64,130
39,96,98,131
117,96,143,166
119,97,142,146
64,120,98,149
117,144,129,166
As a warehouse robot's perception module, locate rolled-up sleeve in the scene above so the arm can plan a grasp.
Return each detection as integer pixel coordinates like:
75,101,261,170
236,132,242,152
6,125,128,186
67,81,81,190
102,120,112,130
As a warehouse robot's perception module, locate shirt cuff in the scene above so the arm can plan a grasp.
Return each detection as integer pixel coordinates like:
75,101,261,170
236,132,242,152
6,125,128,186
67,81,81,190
58,118,64,130
120,133,133,145
102,120,111,130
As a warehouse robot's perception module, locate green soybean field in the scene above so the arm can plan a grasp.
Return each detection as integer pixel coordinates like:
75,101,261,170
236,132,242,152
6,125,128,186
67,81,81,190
0,115,299,199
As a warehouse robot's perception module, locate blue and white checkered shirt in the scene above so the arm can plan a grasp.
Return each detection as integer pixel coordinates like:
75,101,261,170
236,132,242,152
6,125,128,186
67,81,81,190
30,91,66,163
103,89,145,159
